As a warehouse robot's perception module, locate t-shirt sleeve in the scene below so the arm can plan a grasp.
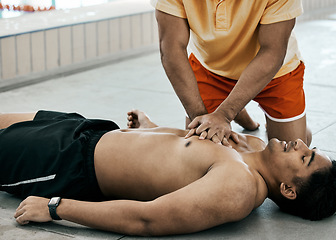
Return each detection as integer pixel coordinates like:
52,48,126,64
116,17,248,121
150,0,187,18
260,0,303,24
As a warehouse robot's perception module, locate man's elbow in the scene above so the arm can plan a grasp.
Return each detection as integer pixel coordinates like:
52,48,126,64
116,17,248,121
119,215,170,237
257,47,286,76
113,218,154,237
274,47,287,67
158,34,188,61
159,44,186,65
272,53,285,72
130,216,192,236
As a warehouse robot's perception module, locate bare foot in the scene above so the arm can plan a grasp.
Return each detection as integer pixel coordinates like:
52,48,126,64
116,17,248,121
234,108,260,131
127,110,158,129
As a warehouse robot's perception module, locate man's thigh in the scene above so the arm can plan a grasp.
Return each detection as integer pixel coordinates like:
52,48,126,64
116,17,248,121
255,62,306,121
256,62,312,145
266,114,312,146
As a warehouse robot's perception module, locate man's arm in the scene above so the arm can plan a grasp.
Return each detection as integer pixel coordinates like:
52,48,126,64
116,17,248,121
121,127,188,137
15,167,256,236
126,109,188,137
125,110,249,141
188,19,296,144
0,112,37,129
156,10,208,120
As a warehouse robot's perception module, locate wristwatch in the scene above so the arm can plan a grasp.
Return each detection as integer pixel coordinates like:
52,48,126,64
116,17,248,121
48,197,62,220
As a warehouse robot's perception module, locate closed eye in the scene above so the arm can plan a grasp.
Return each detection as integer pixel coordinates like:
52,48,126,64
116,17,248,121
307,151,316,167
302,147,316,164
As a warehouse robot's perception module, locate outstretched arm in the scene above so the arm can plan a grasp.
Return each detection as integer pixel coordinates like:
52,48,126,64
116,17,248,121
15,169,255,236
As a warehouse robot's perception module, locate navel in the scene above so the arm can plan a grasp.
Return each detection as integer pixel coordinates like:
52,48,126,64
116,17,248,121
185,141,192,147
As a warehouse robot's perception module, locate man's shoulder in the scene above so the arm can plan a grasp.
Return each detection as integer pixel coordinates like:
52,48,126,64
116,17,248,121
211,160,258,194
207,163,258,220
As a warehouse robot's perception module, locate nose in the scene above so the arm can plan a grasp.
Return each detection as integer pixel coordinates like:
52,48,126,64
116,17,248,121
294,139,309,151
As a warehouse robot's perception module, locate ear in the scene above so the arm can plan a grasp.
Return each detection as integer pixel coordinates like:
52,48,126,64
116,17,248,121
280,183,297,200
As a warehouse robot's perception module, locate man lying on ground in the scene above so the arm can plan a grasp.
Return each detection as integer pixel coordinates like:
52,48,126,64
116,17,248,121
0,109,335,236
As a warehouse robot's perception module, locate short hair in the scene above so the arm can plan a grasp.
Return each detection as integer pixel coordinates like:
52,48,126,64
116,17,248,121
274,159,336,220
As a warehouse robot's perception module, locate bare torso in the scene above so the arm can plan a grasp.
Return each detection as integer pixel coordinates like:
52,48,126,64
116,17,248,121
94,128,267,208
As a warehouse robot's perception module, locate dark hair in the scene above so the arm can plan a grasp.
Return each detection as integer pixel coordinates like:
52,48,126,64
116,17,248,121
274,160,336,220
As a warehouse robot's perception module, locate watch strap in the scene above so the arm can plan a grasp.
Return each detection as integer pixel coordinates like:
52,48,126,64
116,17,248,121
48,197,62,220
49,206,62,220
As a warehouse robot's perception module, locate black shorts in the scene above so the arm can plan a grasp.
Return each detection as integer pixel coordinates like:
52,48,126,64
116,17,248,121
0,110,119,201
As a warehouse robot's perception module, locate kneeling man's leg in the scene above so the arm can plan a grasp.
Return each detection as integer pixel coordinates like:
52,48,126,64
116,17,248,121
266,115,312,146
256,62,310,144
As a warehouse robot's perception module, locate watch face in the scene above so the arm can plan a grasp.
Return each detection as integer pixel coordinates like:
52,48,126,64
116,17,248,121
49,197,60,205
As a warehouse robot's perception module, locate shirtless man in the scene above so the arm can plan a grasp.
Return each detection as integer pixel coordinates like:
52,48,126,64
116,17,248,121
0,110,334,236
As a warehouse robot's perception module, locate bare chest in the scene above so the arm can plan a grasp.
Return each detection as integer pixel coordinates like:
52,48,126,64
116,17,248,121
95,133,236,200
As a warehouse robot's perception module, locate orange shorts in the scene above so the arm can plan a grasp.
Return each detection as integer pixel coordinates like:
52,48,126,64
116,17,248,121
189,53,306,122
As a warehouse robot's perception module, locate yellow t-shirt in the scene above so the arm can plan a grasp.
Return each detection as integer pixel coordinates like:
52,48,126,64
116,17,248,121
151,0,303,80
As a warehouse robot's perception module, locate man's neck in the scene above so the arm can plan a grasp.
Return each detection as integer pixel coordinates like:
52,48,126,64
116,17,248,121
239,150,273,202
239,151,265,175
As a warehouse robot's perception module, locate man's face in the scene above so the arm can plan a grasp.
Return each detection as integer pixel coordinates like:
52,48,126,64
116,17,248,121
266,138,332,183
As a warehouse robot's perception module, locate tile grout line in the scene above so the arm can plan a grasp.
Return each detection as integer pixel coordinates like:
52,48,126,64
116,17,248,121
313,121,336,135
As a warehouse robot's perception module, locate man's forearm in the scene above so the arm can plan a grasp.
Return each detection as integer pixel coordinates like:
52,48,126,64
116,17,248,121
156,9,207,120
57,199,151,236
216,47,285,122
160,48,207,120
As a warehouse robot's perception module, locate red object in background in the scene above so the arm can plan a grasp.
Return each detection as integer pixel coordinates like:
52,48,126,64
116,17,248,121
23,5,35,12
0,2,56,12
